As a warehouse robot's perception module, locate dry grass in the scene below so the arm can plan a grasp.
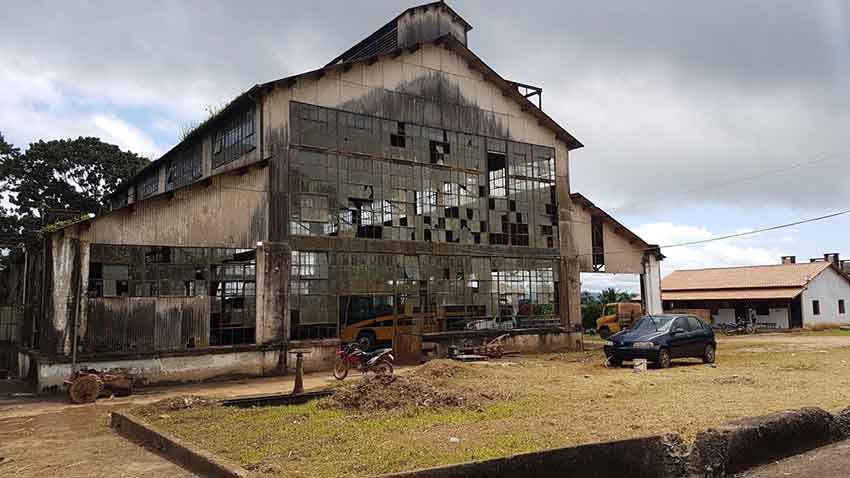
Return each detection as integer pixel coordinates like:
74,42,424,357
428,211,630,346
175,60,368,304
141,333,850,478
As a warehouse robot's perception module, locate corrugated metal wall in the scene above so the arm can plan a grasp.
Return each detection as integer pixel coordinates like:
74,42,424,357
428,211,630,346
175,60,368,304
84,297,210,354
82,166,268,248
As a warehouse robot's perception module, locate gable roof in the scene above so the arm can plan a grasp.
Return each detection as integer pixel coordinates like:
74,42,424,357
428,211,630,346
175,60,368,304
326,1,472,66
662,262,834,292
259,33,583,150
570,192,663,260
109,4,582,203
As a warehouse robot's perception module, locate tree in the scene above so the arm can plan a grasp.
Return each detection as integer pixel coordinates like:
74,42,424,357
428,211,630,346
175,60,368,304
598,288,634,305
0,135,149,247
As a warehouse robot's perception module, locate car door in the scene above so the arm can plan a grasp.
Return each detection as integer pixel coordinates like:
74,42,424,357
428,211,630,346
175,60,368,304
669,317,690,358
686,316,708,357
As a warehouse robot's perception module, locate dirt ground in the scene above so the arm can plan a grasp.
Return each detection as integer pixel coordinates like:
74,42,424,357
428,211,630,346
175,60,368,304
4,332,850,478
0,369,354,478
144,332,850,478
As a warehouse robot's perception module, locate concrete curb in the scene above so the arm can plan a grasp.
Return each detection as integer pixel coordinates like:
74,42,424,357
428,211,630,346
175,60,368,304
109,405,850,478
378,434,688,478
688,407,844,477
111,411,248,478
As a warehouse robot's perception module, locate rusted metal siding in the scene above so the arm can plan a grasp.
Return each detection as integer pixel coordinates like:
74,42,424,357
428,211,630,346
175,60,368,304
82,166,268,248
83,297,209,354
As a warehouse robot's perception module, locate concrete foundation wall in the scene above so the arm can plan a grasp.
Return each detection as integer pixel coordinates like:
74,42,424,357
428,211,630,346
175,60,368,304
29,339,338,392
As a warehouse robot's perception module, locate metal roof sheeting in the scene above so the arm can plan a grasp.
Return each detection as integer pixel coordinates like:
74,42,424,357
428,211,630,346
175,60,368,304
661,262,832,291
662,287,806,301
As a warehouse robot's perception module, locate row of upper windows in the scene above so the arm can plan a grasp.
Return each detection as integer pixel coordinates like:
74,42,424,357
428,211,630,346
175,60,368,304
111,106,256,209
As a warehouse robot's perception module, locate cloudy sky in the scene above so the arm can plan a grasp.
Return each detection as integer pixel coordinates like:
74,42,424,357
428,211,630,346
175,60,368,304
3,1,850,291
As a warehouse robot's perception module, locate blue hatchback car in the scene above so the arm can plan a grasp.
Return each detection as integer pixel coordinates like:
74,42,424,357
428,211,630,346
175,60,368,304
603,314,716,368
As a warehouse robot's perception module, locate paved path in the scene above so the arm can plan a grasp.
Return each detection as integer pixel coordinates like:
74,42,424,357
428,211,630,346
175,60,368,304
0,369,350,478
736,440,850,478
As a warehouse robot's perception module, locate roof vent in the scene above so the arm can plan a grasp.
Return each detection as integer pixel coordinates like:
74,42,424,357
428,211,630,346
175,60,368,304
781,256,796,265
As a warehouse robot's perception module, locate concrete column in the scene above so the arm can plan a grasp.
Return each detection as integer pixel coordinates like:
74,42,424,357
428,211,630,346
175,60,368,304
642,254,663,315
256,242,290,344
555,149,580,331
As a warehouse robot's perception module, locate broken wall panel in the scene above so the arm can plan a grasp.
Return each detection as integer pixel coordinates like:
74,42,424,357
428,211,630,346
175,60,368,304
288,249,559,339
83,244,254,354
288,102,558,250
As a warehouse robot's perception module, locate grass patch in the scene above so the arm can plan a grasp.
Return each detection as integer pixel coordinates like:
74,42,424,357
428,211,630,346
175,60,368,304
144,335,850,477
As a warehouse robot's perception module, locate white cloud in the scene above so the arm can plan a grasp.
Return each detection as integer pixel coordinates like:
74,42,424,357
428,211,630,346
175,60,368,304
635,222,785,276
580,273,641,295
91,114,161,158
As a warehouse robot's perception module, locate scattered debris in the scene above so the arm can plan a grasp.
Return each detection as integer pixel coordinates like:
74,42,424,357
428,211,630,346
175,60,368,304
135,396,219,418
320,362,502,412
448,437,461,444
451,354,489,362
455,334,512,358
713,375,756,386
65,369,135,404
633,359,648,373
415,360,478,380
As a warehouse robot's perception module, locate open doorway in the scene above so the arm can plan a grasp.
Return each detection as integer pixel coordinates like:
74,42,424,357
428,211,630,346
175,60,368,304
580,272,642,337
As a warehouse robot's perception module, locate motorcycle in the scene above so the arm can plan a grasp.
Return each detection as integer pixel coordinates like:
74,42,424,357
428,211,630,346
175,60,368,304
721,317,756,336
333,342,395,380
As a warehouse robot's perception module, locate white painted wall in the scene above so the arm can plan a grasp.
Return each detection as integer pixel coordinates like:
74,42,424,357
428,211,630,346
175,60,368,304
711,307,788,328
713,308,736,325
800,267,850,328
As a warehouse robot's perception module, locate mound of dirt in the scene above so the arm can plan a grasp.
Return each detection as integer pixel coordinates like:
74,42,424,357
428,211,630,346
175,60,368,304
135,395,218,418
414,359,477,380
321,366,498,412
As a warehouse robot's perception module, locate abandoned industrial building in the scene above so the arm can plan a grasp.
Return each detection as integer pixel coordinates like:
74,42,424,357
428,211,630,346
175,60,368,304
0,1,664,391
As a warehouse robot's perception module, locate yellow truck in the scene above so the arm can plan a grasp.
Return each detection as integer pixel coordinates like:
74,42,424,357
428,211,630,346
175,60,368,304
596,302,643,338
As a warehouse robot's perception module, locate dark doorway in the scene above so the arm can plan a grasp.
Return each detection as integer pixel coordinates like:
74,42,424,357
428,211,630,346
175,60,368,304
789,296,803,328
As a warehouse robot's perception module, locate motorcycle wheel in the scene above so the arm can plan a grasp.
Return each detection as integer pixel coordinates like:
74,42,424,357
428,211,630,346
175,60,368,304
372,360,394,375
723,326,735,336
746,324,756,334
333,358,349,381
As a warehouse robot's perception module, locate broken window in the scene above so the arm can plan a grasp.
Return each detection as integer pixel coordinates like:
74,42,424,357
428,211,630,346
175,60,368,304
488,152,507,197
813,300,821,316
390,122,407,148
138,173,159,199
591,216,605,272
416,188,437,215
86,245,256,352
841,300,846,315
166,144,203,191
430,140,450,165
212,106,256,169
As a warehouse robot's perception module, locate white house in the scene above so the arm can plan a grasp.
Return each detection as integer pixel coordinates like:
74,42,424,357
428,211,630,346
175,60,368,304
661,256,850,329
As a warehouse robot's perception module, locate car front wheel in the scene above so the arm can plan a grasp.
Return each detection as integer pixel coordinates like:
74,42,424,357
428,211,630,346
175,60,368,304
703,344,716,364
656,348,671,369
607,356,623,367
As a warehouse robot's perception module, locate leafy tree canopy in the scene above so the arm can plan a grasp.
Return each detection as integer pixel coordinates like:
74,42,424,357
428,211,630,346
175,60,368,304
0,133,148,248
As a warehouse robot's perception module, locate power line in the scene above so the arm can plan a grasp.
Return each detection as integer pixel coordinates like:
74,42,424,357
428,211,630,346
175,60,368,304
608,150,850,214
574,206,850,258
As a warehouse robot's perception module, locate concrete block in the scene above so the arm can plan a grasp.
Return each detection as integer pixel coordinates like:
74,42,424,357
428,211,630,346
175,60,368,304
689,407,842,477
379,434,687,478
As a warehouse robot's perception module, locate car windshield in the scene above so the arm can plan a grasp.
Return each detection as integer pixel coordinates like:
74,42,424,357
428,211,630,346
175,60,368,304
631,316,674,332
